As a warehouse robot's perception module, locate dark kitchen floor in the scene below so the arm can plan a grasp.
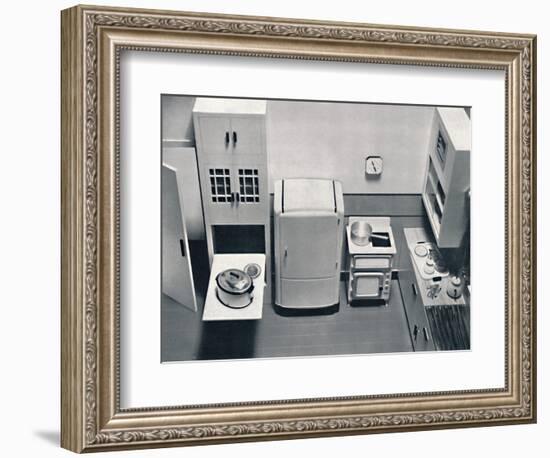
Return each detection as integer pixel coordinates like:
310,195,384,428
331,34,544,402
161,216,428,362
161,279,413,362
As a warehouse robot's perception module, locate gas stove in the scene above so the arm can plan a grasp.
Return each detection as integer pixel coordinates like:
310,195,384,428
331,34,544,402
346,217,396,304
404,227,466,307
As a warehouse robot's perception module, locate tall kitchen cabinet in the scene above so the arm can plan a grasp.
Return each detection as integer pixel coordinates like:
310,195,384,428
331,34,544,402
422,107,470,248
192,98,271,299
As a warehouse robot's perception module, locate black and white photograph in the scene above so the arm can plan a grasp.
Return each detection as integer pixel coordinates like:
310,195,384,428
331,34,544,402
161,96,471,362
2,0,543,454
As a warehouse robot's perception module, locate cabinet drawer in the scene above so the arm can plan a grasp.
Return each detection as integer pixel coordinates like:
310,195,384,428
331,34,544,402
398,270,435,352
351,255,392,271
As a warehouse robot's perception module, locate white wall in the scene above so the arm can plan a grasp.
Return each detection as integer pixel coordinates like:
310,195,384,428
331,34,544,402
267,100,434,193
162,95,196,143
0,1,546,458
164,97,435,194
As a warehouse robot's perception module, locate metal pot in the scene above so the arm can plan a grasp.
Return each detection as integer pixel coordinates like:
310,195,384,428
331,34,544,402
350,221,390,246
216,268,255,308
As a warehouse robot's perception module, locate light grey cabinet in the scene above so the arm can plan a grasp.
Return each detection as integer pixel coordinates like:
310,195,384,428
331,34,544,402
195,115,231,156
422,107,470,248
398,269,435,352
230,116,265,156
193,98,271,290
194,99,268,225
161,164,197,312
194,113,265,158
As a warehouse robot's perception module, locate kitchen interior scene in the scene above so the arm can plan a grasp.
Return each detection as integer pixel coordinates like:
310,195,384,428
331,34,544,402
161,96,471,362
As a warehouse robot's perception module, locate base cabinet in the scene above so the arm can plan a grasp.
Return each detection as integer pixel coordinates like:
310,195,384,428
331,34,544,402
398,269,435,352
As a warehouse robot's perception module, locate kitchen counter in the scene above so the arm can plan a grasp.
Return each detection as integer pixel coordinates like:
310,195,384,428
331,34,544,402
392,216,470,351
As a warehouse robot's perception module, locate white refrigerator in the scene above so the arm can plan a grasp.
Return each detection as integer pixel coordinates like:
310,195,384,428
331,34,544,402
274,178,344,309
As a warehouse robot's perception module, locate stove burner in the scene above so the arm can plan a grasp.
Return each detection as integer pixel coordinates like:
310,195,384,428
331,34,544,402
414,245,429,257
424,265,435,275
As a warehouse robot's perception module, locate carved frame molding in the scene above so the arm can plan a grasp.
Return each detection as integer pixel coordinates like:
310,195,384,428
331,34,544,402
61,5,536,453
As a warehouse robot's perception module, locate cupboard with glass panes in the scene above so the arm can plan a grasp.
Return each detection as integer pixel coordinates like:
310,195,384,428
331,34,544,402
192,98,270,277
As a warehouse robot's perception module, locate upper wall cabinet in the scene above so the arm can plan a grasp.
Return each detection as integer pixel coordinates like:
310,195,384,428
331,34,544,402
230,116,265,156
193,98,269,228
193,98,267,159
195,116,232,156
422,107,470,248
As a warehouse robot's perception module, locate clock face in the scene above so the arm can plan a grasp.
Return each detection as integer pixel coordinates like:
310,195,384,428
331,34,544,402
365,156,383,176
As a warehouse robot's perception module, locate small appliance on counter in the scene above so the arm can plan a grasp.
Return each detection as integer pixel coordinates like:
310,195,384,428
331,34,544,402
202,253,266,321
273,178,344,309
346,217,396,304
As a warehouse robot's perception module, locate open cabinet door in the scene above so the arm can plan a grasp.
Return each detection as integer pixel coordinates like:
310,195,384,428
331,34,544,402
162,164,198,312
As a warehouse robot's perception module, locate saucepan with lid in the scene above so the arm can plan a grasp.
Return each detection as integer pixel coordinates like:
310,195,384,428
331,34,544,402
216,268,255,308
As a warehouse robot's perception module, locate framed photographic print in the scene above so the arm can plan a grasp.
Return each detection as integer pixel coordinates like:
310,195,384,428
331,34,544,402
61,4,537,453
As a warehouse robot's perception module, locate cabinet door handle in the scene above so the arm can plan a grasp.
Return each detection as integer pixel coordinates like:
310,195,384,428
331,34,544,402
413,324,419,341
411,283,418,296
179,239,186,257
225,131,230,146
232,131,238,144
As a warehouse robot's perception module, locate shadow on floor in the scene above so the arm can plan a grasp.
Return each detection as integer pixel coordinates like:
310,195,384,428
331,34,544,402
273,302,340,317
197,320,258,360
33,430,59,446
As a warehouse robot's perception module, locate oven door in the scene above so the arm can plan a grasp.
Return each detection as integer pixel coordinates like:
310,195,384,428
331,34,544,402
351,272,385,299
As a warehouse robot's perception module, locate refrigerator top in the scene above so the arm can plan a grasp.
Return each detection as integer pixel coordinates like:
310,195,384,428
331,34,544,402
282,178,338,213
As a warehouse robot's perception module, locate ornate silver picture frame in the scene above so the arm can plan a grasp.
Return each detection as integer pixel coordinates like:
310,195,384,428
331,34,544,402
61,4,536,453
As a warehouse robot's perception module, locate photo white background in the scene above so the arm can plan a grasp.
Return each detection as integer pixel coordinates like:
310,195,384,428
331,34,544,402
0,0,546,457
121,53,504,407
